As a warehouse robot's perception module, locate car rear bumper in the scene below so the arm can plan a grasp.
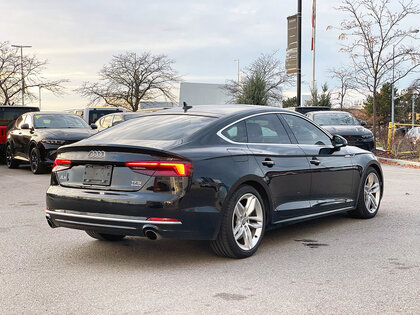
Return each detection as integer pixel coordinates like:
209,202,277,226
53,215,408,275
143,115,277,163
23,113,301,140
46,185,222,240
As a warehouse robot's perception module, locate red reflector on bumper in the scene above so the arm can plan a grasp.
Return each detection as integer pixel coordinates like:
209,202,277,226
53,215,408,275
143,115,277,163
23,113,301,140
147,217,180,222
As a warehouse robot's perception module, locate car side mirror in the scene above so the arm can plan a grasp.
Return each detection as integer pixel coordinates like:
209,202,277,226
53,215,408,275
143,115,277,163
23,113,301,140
90,123,98,129
332,135,347,148
21,123,30,130
360,120,367,126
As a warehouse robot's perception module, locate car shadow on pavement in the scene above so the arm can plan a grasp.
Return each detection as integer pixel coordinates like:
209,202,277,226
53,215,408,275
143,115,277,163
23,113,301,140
59,213,357,268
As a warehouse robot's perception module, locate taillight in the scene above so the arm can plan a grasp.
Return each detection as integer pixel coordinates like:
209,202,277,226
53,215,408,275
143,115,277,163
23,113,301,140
52,158,71,172
125,161,191,176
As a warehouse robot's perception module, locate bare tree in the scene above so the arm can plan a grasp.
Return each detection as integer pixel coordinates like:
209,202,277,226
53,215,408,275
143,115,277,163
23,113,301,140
225,52,293,105
77,52,180,112
0,41,67,105
329,66,356,109
336,0,420,141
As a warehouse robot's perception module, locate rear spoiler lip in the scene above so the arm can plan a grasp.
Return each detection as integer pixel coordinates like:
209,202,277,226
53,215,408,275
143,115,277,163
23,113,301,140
57,144,187,160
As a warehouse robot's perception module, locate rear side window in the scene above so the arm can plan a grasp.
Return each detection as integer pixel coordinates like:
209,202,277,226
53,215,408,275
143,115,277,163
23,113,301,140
92,115,216,141
221,121,247,143
245,114,291,144
282,114,331,145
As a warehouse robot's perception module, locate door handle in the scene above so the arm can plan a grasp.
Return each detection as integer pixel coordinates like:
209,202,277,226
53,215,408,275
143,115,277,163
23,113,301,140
310,157,321,166
262,158,275,167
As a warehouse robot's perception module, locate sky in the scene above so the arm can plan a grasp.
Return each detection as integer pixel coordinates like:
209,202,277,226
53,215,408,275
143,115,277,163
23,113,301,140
1,0,418,110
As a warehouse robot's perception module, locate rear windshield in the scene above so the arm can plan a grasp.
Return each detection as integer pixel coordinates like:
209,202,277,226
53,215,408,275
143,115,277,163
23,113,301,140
34,114,89,129
0,107,38,125
89,109,123,124
92,114,216,141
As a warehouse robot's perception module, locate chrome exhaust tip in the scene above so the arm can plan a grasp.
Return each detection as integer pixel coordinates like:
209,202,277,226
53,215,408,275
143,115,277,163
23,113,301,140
46,215,57,228
143,227,160,240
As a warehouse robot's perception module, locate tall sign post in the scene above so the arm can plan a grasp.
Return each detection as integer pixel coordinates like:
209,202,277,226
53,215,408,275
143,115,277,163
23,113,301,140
286,2,302,106
297,0,302,106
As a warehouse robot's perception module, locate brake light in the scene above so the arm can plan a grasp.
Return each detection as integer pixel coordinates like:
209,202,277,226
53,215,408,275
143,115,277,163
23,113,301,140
125,161,191,176
52,158,71,172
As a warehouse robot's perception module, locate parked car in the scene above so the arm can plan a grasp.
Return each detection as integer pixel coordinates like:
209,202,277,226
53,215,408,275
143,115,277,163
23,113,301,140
306,110,374,151
405,126,420,145
46,105,383,258
66,107,126,125
6,112,96,174
94,112,144,132
0,106,39,155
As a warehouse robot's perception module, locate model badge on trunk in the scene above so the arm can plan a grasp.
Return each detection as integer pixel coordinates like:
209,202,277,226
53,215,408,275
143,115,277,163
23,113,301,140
88,150,106,159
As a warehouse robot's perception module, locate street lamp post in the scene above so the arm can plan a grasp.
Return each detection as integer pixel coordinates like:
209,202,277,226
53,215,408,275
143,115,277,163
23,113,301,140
38,86,42,110
11,44,32,106
391,29,418,127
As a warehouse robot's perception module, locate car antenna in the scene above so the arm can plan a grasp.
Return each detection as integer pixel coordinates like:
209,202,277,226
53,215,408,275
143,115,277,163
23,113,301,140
183,102,192,113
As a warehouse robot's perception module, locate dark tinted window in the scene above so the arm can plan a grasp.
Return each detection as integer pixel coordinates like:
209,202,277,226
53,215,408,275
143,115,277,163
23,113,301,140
221,121,247,143
0,107,38,125
245,114,291,144
34,114,89,129
92,115,215,141
89,109,122,124
283,114,331,145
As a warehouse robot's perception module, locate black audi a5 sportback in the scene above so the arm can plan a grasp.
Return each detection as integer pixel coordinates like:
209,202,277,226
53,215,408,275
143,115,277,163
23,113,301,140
46,105,383,258
6,112,96,174
306,111,374,151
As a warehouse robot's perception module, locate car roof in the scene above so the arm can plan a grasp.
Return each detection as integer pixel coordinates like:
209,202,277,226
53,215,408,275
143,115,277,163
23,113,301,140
308,110,353,115
152,104,293,118
29,111,80,115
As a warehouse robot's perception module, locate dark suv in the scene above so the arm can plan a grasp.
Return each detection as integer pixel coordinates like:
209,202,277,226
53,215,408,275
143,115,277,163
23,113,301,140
306,111,374,151
6,112,96,173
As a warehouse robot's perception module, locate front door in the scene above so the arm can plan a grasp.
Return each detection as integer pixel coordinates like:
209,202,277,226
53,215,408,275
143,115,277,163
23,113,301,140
243,113,313,222
281,113,355,213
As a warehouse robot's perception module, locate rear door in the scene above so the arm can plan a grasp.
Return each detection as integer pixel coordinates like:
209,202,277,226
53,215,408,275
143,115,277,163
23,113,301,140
10,115,26,158
281,113,355,212
243,114,312,222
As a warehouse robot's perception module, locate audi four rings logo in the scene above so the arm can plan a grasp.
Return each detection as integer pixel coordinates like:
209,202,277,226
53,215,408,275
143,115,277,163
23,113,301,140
88,150,106,159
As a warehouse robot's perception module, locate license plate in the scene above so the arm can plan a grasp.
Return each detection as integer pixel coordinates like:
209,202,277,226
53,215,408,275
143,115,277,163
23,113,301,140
83,165,113,186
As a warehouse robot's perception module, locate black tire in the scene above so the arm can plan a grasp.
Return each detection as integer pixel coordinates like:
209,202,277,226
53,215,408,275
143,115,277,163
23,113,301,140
348,167,382,219
30,146,46,174
85,230,126,241
210,185,266,259
5,144,19,169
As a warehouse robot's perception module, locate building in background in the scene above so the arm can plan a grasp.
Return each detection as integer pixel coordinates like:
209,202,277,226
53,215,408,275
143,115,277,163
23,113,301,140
179,82,230,106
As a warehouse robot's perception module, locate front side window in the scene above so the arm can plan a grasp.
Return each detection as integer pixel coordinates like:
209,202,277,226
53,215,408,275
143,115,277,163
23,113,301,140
102,116,113,128
112,114,124,125
24,114,33,128
15,115,25,129
245,114,291,144
282,114,331,146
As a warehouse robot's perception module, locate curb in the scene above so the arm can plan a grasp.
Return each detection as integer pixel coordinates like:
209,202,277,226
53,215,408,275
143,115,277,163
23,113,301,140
377,157,420,169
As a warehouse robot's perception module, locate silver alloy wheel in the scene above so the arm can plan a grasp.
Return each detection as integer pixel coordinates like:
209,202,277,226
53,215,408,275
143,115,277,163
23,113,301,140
30,149,38,172
232,193,264,251
6,146,12,167
364,172,381,214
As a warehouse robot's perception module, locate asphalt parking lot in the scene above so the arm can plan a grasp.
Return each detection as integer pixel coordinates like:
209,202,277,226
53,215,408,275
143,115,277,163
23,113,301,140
0,163,419,314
